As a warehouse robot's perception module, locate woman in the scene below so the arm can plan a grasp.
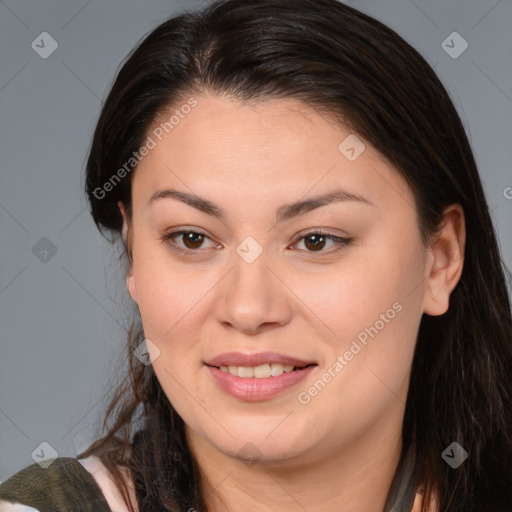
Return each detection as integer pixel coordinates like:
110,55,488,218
1,0,511,511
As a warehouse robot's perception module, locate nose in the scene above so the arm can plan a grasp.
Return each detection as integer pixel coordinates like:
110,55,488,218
215,249,293,335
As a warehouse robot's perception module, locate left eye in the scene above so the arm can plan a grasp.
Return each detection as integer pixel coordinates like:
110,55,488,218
292,232,352,253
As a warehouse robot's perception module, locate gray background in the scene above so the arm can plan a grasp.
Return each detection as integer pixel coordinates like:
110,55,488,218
1,0,511,482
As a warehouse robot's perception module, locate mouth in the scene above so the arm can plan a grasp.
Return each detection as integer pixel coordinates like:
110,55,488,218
204,352,318,401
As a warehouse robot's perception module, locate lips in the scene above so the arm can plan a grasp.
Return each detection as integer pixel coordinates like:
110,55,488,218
204,351,318,401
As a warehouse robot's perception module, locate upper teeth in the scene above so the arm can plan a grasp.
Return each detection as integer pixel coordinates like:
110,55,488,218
219,363,295,378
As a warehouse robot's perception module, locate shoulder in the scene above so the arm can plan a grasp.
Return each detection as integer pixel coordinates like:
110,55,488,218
0,455,134,512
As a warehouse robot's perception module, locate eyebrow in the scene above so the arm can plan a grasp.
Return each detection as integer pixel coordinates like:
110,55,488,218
148,187,373,223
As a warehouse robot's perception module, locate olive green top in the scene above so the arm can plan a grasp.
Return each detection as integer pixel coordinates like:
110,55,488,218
0,458,112,512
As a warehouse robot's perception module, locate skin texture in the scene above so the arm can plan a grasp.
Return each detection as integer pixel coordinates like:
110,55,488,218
119,94,464,511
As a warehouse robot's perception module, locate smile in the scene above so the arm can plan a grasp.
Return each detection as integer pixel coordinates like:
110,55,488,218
204,352,318,401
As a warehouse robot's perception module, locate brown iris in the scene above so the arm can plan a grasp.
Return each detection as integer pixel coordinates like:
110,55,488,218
303,234,327,251
182,232,205,249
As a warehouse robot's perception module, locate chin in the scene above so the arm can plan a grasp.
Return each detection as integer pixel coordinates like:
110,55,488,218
205,423,311,463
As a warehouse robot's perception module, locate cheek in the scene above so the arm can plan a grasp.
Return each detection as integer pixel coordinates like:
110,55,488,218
292,235,425,401
287,240,422,339
132,244,210,340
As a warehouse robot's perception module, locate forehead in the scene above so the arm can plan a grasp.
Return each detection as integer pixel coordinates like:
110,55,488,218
132,94,414,211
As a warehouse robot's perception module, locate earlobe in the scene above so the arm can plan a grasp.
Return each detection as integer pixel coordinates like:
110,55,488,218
126,267,137,304
423,204,466,316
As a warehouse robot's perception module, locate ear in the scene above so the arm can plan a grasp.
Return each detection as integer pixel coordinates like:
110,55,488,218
118,201,137,304
422,204,466,316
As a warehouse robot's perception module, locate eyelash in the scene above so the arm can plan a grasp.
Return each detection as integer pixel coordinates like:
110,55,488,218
160,229,352,256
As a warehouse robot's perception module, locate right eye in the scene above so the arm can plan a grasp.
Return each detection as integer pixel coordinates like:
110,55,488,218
160,229,221,255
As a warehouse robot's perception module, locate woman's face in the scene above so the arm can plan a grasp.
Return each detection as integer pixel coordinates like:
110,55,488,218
123,94,433,467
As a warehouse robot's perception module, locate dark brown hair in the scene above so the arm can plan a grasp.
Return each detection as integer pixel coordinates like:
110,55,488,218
80,1,512,510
